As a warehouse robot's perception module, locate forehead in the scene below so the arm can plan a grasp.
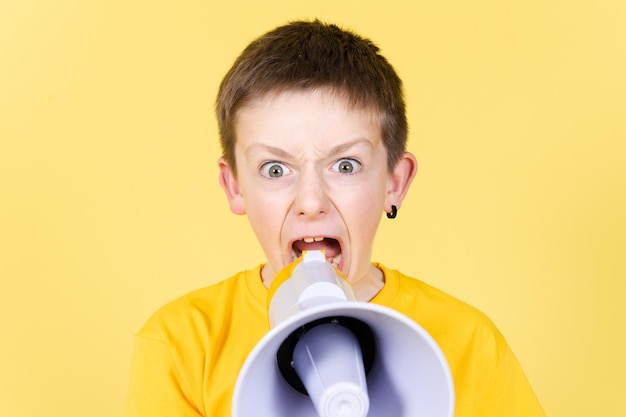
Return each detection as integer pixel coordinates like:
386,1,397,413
233,88,383,142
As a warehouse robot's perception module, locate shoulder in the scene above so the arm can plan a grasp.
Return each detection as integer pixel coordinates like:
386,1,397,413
378,265,491,322
136,266,267,341
377,265,508,357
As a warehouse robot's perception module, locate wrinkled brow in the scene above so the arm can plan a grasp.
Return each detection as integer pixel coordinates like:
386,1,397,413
245,138,375,160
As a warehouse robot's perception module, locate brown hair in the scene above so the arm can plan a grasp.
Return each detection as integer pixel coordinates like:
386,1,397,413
215,20,407,174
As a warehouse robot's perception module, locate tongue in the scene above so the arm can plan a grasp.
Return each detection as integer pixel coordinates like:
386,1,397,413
293,239,341,259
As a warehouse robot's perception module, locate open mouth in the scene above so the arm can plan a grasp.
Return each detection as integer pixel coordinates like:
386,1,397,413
291,237,343,269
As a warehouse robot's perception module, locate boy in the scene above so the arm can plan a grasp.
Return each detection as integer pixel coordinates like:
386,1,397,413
124,20,545,416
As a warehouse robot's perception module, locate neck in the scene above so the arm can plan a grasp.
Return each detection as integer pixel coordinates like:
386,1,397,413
350,265,385,301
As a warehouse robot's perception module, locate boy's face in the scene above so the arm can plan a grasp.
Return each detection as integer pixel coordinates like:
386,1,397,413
219,89,416,289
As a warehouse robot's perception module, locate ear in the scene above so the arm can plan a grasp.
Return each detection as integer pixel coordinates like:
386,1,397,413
385,152,418,212
218,157,246,215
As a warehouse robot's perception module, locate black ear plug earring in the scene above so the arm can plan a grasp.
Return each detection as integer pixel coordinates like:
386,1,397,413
386,205,398,219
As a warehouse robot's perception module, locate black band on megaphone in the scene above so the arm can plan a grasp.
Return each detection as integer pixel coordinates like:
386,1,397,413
276,316,376,396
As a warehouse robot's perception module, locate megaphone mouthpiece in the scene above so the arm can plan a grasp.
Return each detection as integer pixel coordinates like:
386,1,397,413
268,251,356,327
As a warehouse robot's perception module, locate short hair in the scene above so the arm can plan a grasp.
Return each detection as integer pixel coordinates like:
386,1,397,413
215,20,407,174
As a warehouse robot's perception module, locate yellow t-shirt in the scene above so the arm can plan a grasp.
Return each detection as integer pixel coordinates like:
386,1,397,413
124,264,545,417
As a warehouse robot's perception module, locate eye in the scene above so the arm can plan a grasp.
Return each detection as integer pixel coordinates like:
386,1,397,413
260,161,291,178
332,158,361,174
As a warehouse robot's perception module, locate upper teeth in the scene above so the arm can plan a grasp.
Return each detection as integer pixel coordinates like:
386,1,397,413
303,237,325,243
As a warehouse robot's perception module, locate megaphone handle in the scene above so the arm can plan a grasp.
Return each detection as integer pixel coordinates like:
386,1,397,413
275,316,376,395
292,323,370,417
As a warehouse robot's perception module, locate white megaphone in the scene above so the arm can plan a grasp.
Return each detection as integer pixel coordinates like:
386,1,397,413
233,250,454,417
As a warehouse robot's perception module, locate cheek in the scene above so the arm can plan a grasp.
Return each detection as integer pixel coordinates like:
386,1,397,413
245,196,286,242
247,202,275,229
343,189,385,235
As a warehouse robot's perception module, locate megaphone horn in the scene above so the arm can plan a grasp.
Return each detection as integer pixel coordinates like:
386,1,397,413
233,250,455,417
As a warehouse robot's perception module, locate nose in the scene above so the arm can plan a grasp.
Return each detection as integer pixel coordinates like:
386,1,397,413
293,168,330,218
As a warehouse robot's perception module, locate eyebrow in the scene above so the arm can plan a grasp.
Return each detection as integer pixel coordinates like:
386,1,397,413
245,138,375,160
245,143,293,160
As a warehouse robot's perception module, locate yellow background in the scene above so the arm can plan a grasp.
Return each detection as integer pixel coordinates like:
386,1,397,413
1,1,624,416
